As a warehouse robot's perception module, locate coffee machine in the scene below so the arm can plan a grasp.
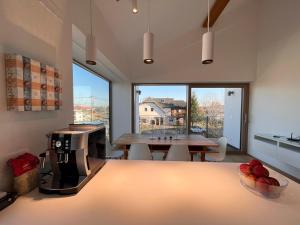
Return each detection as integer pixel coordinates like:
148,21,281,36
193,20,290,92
39,124,106,194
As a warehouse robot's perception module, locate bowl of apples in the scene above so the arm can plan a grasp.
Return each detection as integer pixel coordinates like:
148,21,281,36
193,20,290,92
239,160,288,198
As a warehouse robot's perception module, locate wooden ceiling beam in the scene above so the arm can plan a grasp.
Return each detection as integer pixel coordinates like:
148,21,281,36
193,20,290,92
202,0,230,28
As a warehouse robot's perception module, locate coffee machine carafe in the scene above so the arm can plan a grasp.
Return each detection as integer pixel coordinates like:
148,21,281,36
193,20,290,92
39,125,106,194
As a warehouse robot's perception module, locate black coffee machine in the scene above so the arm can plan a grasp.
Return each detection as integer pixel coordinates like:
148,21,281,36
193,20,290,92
39,124,106,195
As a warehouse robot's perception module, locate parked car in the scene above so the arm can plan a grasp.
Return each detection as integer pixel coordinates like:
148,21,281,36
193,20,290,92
191,126,206,133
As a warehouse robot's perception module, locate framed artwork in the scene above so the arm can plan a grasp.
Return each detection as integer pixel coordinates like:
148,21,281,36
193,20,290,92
5,54,62,111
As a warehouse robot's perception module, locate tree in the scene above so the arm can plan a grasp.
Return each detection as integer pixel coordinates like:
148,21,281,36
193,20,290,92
200,95,224,138
190,92,200,127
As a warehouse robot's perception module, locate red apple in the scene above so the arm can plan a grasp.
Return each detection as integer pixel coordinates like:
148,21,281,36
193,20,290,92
240,163,252,175
249,159,263,168
252,165,269,178
268,177,280,186
256,177,272,194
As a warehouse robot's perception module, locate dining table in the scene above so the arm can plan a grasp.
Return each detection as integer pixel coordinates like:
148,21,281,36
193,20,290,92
113,133,219,161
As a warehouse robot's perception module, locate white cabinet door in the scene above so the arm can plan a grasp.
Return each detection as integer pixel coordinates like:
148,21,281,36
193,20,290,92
277,144,300,169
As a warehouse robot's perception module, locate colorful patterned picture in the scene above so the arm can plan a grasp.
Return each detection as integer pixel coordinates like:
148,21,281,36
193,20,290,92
5,53,62,111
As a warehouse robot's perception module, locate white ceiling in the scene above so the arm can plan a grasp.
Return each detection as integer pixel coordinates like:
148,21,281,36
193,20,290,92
95,0,212,50
94,0,252,81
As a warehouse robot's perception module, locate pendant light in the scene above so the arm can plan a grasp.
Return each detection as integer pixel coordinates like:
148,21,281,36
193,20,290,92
202,0,214,64
143,0,154,64
86,0,96,65
132,0,138,14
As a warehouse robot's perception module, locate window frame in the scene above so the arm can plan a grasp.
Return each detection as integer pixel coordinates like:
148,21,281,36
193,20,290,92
188,83,249,153
72,60,112,141
131,83,249,153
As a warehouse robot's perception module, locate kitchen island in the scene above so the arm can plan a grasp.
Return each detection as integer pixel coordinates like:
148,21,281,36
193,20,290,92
0,160,299,225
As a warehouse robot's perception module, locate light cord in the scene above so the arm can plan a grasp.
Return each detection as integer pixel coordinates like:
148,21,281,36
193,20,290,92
207,0,210,32
147,0,151,32
90,0,93,35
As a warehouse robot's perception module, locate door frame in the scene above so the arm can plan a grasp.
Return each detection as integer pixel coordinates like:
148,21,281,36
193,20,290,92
188,83,249,153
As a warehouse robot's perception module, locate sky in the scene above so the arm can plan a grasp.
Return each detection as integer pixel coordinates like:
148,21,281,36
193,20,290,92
73,63,109,107
138,86,187,101
72,65,225,107
138,85,225,104
192,88,225,104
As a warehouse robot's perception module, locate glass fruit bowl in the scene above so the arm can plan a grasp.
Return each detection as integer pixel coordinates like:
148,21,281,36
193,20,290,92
239,171,289,198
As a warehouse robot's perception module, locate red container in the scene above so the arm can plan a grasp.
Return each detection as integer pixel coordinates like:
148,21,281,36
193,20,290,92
7,153,39,177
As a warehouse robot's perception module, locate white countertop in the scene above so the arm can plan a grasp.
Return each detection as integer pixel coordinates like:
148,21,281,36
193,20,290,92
255,133,300,149
0,160,299,225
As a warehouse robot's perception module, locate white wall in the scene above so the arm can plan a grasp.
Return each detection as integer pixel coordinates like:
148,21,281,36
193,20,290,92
224,88,242,149
248,0,300,178
0,0,73,191
112,82,131,140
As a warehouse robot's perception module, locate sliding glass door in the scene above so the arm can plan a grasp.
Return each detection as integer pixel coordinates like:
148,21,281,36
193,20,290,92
189,84,249,152
190,88,226,138
190,87,243,150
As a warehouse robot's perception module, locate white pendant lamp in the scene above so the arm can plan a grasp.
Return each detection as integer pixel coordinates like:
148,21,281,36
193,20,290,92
202,0,214,64
143,0,154,64
143,30,154,64
132,0,138,14
86,0,96,65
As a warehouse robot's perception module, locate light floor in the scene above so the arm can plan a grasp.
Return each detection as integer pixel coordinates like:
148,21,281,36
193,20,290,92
132,153,298,182
223,154,254,163
152,152,253,163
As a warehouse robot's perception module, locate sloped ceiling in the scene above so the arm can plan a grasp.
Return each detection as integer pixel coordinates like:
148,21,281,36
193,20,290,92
94,0,255,82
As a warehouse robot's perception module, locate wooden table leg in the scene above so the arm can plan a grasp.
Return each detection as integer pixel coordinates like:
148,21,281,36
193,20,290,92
200,152,205,162
200,146,207,162
124,145,128,160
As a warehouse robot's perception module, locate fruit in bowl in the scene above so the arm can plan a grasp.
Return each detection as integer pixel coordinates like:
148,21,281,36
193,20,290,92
252,165,269,177
239,163,252,175
239,159,288,198
249,159,262,167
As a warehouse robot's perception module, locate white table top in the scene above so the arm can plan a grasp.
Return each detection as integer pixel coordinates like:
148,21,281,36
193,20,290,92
0,160,299,225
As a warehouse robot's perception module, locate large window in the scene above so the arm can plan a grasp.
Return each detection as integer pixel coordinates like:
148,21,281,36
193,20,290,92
133,85,188,135
73,63,111,138
133,84,249,153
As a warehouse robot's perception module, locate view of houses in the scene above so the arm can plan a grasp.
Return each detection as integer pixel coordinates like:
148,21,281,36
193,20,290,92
74,96,109,133
74,104,109,124
138,97,187,134
138,95,225,138
73,92,227,140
